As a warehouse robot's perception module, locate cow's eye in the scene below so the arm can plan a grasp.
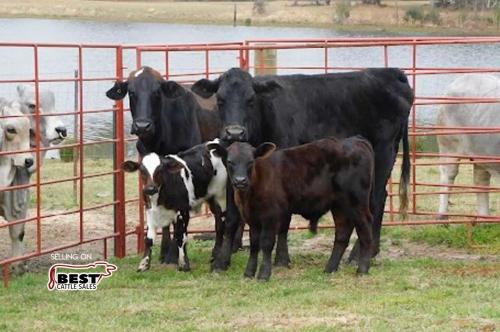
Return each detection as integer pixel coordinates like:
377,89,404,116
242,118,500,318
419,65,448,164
27,103,36,110
6,127,17,135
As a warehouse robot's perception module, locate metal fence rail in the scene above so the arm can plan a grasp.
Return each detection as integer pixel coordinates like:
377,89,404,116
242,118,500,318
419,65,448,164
2,37,500,287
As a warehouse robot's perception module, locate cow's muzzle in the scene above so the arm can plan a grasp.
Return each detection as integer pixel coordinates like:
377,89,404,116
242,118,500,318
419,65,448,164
223,125,247,142
131,120,154,136
144,185,158,196
55,126,67,139
232,176,249,190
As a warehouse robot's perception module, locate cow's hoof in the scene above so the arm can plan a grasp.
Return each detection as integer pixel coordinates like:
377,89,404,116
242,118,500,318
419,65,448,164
257,274,271,282
274,260,290,268
356,269,369,276
11,262,27,276
324,265,339,274
437,214,448,221
137,258,150,272
178,264,191,272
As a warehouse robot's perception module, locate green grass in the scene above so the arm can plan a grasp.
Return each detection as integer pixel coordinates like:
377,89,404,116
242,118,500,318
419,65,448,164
384,224,500,253
1,233,498,331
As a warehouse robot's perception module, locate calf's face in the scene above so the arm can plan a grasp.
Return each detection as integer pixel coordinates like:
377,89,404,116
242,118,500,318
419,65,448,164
209,141,275,191
122,153,188,199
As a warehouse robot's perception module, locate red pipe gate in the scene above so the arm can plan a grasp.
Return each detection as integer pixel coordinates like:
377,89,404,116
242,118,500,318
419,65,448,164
1,37,500,287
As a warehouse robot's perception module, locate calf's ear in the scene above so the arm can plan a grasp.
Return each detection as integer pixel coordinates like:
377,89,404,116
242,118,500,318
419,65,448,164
206,142,227,160
122,160,139,172
106,81,128,100
161,81,186,98
191,78,219,99
254,142,276,159
252,80,282,96
163,157,185,174
16,85,26,97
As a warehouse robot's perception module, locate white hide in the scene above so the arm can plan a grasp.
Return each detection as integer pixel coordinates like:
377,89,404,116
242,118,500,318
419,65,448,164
437,74,500,217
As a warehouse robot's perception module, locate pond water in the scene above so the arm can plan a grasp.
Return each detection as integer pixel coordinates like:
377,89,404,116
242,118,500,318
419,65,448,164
0,18,499,146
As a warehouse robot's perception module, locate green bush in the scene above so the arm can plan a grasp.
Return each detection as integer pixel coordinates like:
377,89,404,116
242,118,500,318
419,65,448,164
404,7,424,24
424,8,441,25
335,0,351,24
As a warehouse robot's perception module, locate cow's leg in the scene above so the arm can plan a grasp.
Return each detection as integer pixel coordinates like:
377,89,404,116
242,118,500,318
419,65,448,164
208,198,225,263
473,165,491,216
274,214,292,267
232,222,244,253
325,210,354,273
161,225,179,265
244,223,260,278
138,225,155,272
9,224,26,275
438,158,460,219
175,212,190,272
257,220,277,281
350,209,373,275
349,145,396,262
308,217,319,234
212,183,240,271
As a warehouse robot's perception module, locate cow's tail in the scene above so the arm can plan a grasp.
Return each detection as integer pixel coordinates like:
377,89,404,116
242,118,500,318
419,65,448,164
399,121,410,220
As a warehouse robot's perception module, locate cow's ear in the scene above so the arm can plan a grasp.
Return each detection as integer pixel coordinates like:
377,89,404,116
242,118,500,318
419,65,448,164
106,81,128,100
252,80,282,96
161,81,186,98
163,156,185,174
122,160,139,172
254,142,276,159
191,78,219,99
16,85,26,97
207,141,227,160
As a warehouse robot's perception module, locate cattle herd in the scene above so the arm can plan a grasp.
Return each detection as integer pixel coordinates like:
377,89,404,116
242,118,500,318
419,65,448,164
2,65,498,280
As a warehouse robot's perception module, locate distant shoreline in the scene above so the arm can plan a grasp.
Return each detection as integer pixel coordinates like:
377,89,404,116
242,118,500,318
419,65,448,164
0,0,499,36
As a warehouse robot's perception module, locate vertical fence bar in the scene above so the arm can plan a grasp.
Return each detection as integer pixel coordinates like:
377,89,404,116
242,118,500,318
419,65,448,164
244,41,250,71
324,40,328,74
3,264,8,288
78,46,84,243
165,50,170,80
384,44,394,222
205,49,210,78
33,45,42,255
114,46,127,258
73,70,79,204
411,42,417,214
136,48,145,253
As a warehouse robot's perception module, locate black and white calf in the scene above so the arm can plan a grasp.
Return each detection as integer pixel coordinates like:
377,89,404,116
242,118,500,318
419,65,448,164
123,142,227,272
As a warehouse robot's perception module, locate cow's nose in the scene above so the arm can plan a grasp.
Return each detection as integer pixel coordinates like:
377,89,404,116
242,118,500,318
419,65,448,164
233,176,249,189
55,126,67,138
144,185,158,196
25,158,34,168
133,120,153,135
225,125,247,142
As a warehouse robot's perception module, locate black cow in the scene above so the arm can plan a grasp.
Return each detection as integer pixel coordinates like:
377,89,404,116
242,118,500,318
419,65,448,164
209,136,374,280
106,66,223,264
122,142,227,272
193,67,413,269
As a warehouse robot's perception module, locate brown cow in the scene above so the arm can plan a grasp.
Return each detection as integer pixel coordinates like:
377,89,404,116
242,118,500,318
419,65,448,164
209,136,374,280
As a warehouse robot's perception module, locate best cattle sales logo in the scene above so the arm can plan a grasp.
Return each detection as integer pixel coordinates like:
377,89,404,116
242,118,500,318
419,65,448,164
47,261,117,291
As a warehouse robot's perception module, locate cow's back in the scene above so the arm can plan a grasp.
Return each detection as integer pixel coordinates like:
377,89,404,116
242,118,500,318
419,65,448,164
255,68,413,148
437,74,500,162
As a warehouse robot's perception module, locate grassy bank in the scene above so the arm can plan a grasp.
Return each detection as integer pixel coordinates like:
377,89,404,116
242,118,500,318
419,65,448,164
1,234,499,331
0,0,499,35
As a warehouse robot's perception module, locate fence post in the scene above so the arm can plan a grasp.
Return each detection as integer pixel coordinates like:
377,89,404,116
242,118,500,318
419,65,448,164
114,46,126,258
73,69,78,204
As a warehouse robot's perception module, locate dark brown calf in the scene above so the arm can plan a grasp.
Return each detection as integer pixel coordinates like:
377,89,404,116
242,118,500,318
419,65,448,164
209,136,374,280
